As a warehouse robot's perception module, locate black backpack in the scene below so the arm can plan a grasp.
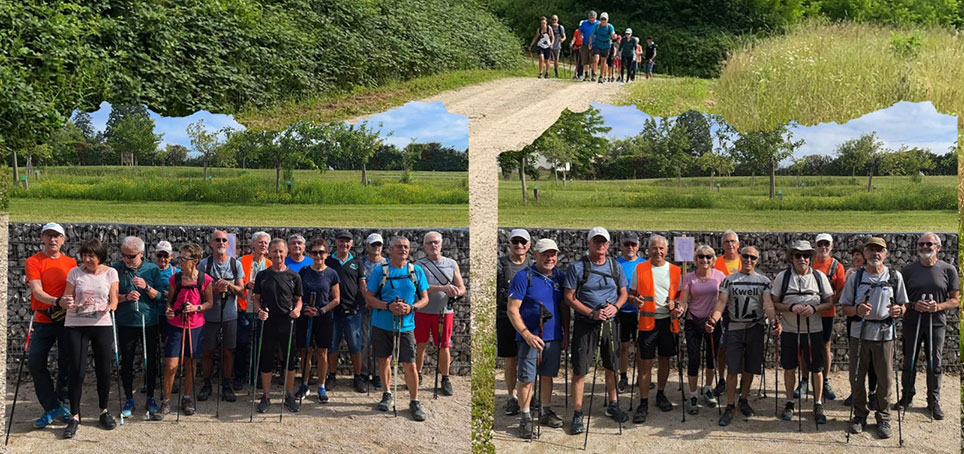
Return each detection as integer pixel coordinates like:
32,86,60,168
574,255,620,297
778,266,828,300
848,267,901,322
171,272,205,314
376,262,418,300
205,257,239,284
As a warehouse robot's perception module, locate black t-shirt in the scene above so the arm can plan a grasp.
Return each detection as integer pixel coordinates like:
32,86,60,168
645,43,656,60
326,255,363,314
900,260,959,327
253,268,302,316
497,255,530,318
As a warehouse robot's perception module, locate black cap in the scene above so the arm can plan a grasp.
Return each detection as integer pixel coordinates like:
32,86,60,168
621,232,640,245
335,230,353,240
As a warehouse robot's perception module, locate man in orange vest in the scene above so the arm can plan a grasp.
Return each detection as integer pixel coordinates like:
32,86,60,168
562,227,629,434
712,230,741,399
628,234,681,424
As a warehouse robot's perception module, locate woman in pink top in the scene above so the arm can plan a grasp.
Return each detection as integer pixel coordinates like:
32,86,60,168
158,243,213,419
678,244,727,414
59,238,119,438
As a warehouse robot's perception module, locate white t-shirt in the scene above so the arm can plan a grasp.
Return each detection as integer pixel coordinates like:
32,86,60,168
630,262,672,319
65,266,118,327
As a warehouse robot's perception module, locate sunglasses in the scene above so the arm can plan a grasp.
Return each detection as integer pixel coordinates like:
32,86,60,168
816,241,831,247
213,238,229,243
370,243,383,248
622,242,638,247
155,253,170,258
696,254,714,260
792,253,811,260
511,239,528,245
741,254,758,261
176,256,198,263
310,249,328,256
121,252,140,260
918,241,935,247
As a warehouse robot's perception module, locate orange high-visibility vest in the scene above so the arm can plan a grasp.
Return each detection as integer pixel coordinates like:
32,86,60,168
635,261,681,333
239,254,272,312
714,255,740,276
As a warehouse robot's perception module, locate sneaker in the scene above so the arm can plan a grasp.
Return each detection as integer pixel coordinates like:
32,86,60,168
440,376,454,396
570,411,585,434
317,386,329,403
307,374,318,386
504,396,520,416
702,388,718,408
181,396,195,416
198,381,212,401
418,372,424,384
325,373,336,390
98,411,116,430
222,386,236,402
284,392,300,412
33,406,70,429
232,377,244,392
540,407,564,428
537,73,543,79
57,405,71,423
928,400,944,420
714,378,727,397
158,399,171,418
598,78,604,84
409,400,426,422
354,375,368,394
793,379,808,399
739,398,755,417
814,403,827,424
146,396,160,413
617,77,623,82
781,401,795,421
377,392,392,412
823,380,837,400
893,393,912,410
554,69,559,78
876,420,892,439
256,394,270,413
295,384,309,400
371,374,382,389
633,401,648,423
687,396,699,415
868,393,878,411
849,416,867,434
519,415,534,439
719,405,735,426
605,401,629,423
63,417,79,439
590,76,596,82
121,398,134,418
844,394,853,406
655,391,673,412
617,376,629,392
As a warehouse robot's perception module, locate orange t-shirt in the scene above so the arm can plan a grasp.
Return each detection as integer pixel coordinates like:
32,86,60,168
812,256,846,317
25,251,78,323
714,255,741,276
238,254,272,312
573,30,582,47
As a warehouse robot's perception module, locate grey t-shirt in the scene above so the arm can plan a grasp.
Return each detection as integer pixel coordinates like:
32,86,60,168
417,256,458,315
551,24,566,49
772,268,833,334
199,257,245,322
839,266,909,341
719,271,772,331
497,255,530,318
900,260,959,327
361,255,387,281
563,256,627,318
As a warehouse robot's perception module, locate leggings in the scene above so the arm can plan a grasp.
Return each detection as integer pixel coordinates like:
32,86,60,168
65,325,114,416
119,325,160,399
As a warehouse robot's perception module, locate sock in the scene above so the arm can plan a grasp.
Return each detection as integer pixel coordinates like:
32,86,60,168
690,391,698,399
815,400,822,405
100,409,108,415
318,385,325,390
521,408,530,416
609,400,618,407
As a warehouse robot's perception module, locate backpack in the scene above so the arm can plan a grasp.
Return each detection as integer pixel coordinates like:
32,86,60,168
376,262,418,300
171,271,205,314
778,266,828,301
574,255,619,297
205,256,239,284
848,267,901,322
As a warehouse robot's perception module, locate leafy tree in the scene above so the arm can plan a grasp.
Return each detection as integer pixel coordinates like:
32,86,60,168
878,146,935,181
105,109,161,166
834,132,884,191
731,124,803,199
157,144,189,167
675,110,713,159
498,148,539,200
334,122,385,184
636,117,693,185
186,119,223,179
543,108,610,179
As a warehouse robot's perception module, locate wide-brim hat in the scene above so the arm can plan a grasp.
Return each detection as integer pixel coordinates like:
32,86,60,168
786,239,816,262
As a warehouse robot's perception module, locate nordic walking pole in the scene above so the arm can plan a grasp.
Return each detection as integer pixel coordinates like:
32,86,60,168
805,317,817,431
177,312,187,423
606,309,622,435
280,315,295,423
300,293,316,405
250,311,266,423
892,320,903,447
628,309,639,411
710,319,721,415
393,307,401,417
368,312,373,397
927,293,934,422
846,316,867,443
676,301,685,423
564,343,569,409
5,316,34,446
536,302,553,440
141,312,150,421
434,306,444,400
796,315,801,432
108,310,125,426
774,323,780,418
583,322,602,451
760,320,768,398
216,291,227,418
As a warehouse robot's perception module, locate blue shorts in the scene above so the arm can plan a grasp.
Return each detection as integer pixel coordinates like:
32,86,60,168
644,61,654,74
517,340,562,383
331,312,363,354
164,324,203,359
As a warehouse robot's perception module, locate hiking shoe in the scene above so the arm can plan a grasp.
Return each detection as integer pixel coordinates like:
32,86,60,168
814,403,827,424
418,372,424,384
849,416,867,434
63,417,79,439
540,407,563,428
605,401,629,423
703,388,718,408
377,392,393,412
371,374,382,389
714,378,727,397
121,398,134,418
504,396,520,415
655,391,673,412
598,78,604,84
876,420,892,439
181,396,195,416
537,73,543,79
570,411,585,434
99,411,116,430
158,399,171,418
317,386,329,403
781,401,795,421
198,381,212,401
868,393,878,411
284,392,300,412
325,373,336,390
793,379,808,399
617,376,629,392
222,386,237,402
844,394,853,406
554,69,559,78
739,397,755,417
232,377,244,392
928,400,944,420
409,400,426,422
146,396,160,413
57,405,71,423
440,376,454,396
719,405,735,426
823,380,837,400
34,406,70,429
519,415,534,439
256,394,270,413
295,384,309,400
633,401,648,423
687,396,699,415
354,375,368,394
893,393,912,410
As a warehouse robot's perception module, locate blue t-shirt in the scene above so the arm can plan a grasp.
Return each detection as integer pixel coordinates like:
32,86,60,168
578,20,598,47
285,256,314,273
508,265,563,342
592,23,615,49
616,256,646,313
563,257,627,318
367,263,430,332
156,265,178,310
299,266,340,309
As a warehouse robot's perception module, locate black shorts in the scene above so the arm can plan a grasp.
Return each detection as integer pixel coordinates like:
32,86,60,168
257,319,298,373
496,316,518,358
821,316,834,343
780,331,825,373
637,317,677,360
295,312,334,350
372,326,416,363
618,312,638,343
684,318,722,377
725,323,765,374
570,317,618,376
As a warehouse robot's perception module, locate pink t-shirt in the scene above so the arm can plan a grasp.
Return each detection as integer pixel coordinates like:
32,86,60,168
683,269,726,320
65,266,118,327
168,273,213,329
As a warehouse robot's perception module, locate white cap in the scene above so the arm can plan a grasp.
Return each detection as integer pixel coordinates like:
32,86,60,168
625,28,632,34
587,226,610,242
509,229,531,242
600,12,609,20
366,233,384,245
534,238,559,253
815,233,833,244
156,241,173,254
41,222,65,236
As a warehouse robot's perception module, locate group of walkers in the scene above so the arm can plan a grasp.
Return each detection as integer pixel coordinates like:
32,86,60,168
497,227,957,444
10,223,466,441
529,11,656,83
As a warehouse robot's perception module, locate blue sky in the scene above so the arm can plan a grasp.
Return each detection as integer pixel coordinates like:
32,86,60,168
80,100,468,153
594,100,958,158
